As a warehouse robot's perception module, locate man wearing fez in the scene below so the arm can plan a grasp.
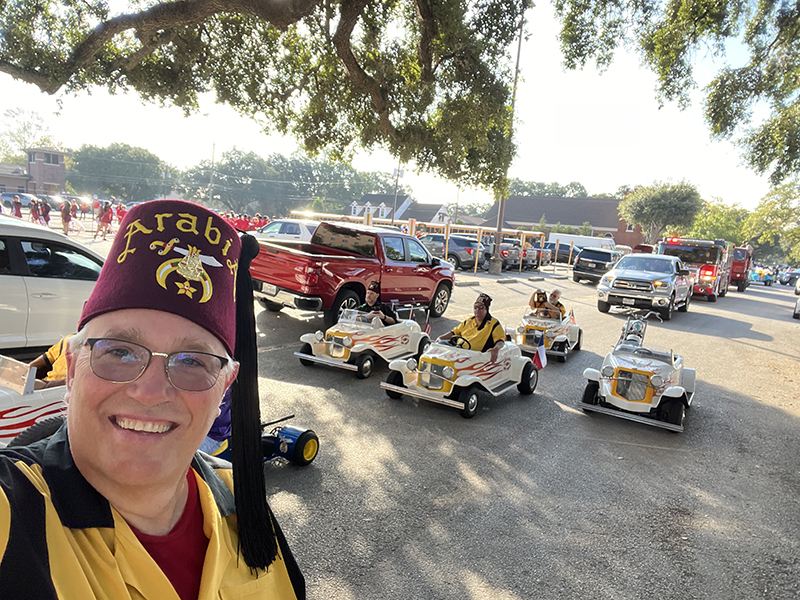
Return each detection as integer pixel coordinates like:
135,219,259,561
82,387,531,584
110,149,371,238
0,200,304,599
436,293,505,362
357,280,399,326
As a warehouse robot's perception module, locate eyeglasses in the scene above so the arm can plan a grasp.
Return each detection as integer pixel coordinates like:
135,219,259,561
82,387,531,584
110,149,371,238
86,338,228,392
473,305,486,310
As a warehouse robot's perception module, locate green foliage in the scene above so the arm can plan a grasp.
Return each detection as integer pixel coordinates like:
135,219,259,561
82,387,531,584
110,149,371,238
554,1,800,186
742,182,800,264
0,0,526,193
67,143,168,202
670,198,748,244
618,180,703,244
444,201,491,219
578,221,593,235
535,214,547,232
550,221,574,234
0,109,59,164
509,179,587,197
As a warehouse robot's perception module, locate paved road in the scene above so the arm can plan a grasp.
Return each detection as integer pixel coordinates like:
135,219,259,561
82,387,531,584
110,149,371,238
30,218,800,598
255,270,799,600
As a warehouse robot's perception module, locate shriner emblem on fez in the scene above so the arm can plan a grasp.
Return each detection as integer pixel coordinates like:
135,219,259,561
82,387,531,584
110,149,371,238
151,240,222,303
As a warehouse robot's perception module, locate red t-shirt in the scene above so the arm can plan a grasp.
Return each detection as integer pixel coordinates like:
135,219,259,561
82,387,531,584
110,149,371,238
131,470,209,600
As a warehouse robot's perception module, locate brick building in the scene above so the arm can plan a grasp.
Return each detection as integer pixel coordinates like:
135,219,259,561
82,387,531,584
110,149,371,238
25,147,67,196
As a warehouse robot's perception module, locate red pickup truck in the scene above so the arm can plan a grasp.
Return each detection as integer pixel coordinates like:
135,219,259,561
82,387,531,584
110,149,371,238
250,221,455,325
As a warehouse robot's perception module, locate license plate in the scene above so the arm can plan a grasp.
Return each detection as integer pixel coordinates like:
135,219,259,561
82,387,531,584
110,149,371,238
587,262,596,268
622,297,635,305
263,283,277,296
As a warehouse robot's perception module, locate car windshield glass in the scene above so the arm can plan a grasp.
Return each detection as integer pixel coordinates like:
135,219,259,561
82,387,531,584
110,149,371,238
339,309,382,327
579,250,612,261
661,244,719,265
617,256,673,273
733,248,747,261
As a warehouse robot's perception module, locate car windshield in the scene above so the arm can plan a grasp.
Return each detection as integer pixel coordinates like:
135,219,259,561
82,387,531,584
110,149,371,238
616,256,673,273
338,309,383,328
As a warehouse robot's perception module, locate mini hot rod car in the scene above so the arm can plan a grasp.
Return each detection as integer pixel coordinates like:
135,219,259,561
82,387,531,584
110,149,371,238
379,337,538,418
295,308,430,379
0,354,66,448
514,307,582,363
580,311,695,432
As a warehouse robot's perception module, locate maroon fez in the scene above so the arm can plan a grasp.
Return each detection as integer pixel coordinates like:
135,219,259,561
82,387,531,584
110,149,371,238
79,200,277,571
80,200,239,354
476,293,492,309
368,280,381,293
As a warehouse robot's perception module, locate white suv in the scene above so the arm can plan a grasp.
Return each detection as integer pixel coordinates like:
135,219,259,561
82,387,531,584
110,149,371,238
0,215,104,349
254,219,318,242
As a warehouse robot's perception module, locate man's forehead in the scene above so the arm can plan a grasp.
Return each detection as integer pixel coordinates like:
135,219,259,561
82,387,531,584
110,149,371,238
84,311,224,353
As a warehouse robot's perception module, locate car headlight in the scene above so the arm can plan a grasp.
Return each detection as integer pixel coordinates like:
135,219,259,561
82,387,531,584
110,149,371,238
443,366,455,379
650,375,663,387
652,280,669,288
419,361,428,372
601,365,615,377
314,330,324,342
406,358,417,371
343,337,353,348
517,325,525,333
600,275,612,285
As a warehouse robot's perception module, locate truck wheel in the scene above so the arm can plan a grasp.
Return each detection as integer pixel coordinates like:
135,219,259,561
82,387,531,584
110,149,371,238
354,353,374,379
737,282,746,292
707,293,717,303
446,254,461,270
597,300,610,313
481,257,490,271
459,385,480,418
385,370,405,399
429,284,451,318
325,289,360,326
258,299,283,312
7,416,65,447
718,284,727,297
678,292,690,312
581,381,599,406
517,362,538,395
661,295,674,321
573,274,581,283
292,430,320,466
298,343,315,367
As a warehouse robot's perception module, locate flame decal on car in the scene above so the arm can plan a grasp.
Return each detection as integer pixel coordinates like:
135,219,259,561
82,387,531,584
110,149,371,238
353,333,409,352
0,401,66,445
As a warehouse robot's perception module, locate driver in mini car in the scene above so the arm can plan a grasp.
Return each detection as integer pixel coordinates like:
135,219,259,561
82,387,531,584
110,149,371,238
358,280,399,325
436,293,505,362
528,288,566,320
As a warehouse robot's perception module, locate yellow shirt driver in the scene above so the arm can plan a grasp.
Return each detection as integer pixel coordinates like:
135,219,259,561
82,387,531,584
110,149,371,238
437,293,505,362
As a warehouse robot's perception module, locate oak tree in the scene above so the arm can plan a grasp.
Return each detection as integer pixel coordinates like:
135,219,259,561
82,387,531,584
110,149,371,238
618,180,702,244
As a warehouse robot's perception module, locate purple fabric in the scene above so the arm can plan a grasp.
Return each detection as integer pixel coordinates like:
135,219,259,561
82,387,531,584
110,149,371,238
79,200,241,355
207,388,232,442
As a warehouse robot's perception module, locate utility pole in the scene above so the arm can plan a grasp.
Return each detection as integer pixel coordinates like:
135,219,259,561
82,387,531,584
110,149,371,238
391,161,404,225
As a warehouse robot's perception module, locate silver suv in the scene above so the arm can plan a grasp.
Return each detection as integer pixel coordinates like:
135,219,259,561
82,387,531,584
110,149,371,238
419,234,483,270
596,254,693,321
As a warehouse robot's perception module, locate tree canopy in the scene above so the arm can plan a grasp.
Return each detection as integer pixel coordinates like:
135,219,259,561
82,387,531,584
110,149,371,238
0,0,526,192
618,180,703,243
669,198,748,244
0,109,59,164
554,1,800,186
742,181,800,264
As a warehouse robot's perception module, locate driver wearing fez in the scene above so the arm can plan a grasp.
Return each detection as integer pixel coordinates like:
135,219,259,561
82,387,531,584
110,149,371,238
436,293,505,362
358,280,399,325
529,288,566,320
0,200,305,599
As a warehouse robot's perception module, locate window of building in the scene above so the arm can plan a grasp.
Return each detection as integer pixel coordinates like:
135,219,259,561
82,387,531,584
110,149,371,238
626,222,635,232
44,153,60,165
28,152,35,163
350,202,358,216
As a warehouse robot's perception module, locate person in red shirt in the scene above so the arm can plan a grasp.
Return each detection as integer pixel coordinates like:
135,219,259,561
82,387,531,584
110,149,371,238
94,202,113,240
116,203,127,223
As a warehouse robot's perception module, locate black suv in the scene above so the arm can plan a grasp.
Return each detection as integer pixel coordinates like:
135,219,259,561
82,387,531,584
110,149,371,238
573,247,621,283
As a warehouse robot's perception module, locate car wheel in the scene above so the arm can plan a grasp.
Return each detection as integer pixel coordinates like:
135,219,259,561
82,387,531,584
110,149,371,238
325,289,360,326
795,285,800,296
661,295,674,321
597,300,610,313
707,292,717,302
417,337,431,359
298,343,315,367
573,274,580,283
429,283,451,318
719,284,727,297
446,254,461,270
292,430,320,466
581,381,599,407
663,400,685,426
678,291,690,312
574,329,583,351
258,298,283,312
737,282,746,292
7,416,65,447
481,257,491,271
385,370,406,399
459,385,480,418
517,361,538,395
354,353,374,379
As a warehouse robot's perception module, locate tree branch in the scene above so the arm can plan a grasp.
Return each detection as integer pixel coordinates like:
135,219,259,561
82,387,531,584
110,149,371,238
415,0,436,84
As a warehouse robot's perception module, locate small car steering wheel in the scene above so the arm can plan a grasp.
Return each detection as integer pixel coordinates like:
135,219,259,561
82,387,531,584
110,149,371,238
448,335,472,350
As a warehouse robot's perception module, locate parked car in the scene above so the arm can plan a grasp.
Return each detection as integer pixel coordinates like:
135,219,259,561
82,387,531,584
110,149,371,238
1,192,38,210
779,268,800,286
255,218,318,243
418,234,483,270
596,253,692,320
573,247,622,283
533,241,581,264
0,215,104,350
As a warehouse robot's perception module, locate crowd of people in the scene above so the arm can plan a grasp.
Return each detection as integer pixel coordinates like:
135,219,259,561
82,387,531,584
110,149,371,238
217,212,270,231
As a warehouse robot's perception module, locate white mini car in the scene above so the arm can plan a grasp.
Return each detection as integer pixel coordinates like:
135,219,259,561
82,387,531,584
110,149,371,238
514,308,582,363
580,311,695,432
295,308,430,379
0,354,66,447
380,337,538,418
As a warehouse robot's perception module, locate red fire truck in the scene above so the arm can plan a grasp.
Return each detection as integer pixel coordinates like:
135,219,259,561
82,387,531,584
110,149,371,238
656,237,734,302
730,245,753,292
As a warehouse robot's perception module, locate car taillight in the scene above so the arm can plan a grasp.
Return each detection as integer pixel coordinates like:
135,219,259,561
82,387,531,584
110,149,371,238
466,248,473,255
522,249,528,258
700,265,717,279
304,262,320,286
501,249,509,258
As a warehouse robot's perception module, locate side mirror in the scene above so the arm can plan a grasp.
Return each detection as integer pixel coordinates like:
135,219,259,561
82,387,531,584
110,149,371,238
679,269,690,275
431,257,442,266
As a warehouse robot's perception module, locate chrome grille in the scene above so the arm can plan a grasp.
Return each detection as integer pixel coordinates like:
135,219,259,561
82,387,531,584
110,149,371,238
524,328,543,347
613,279,653,292
325,334,347,358
616,370,650,401
418,362,447,390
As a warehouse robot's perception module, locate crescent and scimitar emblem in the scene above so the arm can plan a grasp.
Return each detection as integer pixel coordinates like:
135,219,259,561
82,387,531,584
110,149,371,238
155,243,214,303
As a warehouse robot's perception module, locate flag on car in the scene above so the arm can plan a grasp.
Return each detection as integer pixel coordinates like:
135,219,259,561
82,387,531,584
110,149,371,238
532,334,547,369
423,310,431,336
569,308,576,326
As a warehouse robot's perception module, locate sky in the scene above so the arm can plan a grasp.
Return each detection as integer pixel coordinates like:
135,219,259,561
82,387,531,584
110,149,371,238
0,2,773,211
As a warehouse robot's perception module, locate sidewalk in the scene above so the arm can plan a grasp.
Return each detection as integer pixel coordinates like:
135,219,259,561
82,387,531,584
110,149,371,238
453,263,573,287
